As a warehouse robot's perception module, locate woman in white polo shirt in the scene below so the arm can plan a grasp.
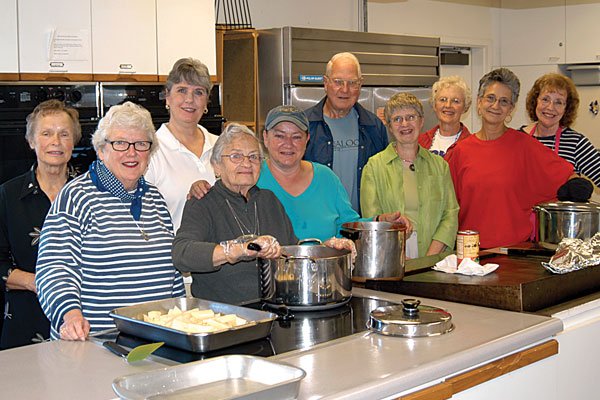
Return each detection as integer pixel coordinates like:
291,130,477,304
145,57,219,231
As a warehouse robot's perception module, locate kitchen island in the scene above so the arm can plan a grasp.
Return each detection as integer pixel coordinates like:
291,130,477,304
0,287,571,399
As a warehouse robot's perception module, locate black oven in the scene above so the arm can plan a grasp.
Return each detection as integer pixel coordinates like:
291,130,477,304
100,83,225,135
0,82,226,185
0,83,99,185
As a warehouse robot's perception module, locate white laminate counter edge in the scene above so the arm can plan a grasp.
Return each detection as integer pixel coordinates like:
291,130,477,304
276,288,563,400
552,297,600,330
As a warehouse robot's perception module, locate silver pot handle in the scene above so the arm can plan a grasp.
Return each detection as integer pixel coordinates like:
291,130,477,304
298,238,322,245
533,205,552,219
283,255,319,272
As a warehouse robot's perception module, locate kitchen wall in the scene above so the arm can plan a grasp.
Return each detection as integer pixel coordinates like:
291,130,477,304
247,0,499,133
250,0,361,31
248,0,599,151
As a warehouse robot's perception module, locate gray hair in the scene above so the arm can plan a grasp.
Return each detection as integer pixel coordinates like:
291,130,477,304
430,75,472,113
92,101,158,157
25,99,82,145
165,57,212,93
210,123,263,167
478,68,520,105
384,92,424,126
325,52,362,78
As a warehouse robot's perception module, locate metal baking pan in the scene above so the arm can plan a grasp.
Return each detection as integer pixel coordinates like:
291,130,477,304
109,298,277,353
112,354,306,400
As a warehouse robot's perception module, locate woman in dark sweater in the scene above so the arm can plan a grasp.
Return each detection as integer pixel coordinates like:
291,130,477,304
172,123,297,304
0,100,80,348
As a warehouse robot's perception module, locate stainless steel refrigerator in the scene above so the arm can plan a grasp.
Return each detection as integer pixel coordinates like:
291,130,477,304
257,27,440,133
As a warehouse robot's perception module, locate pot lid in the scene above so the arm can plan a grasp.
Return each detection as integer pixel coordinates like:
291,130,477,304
536,201,600,212
368,299,453,337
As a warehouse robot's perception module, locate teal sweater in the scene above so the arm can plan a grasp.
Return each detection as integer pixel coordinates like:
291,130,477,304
257,161,365,242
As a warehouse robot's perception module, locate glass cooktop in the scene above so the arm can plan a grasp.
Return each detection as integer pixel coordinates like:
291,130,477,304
112,296,396,364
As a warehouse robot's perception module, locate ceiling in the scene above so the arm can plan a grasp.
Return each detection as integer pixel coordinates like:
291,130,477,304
368,0,600,8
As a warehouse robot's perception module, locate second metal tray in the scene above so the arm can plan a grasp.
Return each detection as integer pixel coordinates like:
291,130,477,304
109,298,277,353
112,354,306,400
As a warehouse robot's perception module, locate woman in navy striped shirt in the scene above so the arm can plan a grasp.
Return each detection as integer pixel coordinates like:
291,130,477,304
521,73,599,188
36,102,185,341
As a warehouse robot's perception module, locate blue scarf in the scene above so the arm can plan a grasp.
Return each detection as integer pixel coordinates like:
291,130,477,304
89,160,148,221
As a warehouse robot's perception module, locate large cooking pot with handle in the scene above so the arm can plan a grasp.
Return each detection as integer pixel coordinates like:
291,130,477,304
340,221,406,281
260,240,352,309
534,201,600,249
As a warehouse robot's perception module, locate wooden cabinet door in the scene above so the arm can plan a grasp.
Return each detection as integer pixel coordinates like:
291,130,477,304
566,2,600,63
156,0,216,78
500,5,565,66
18,0,93,78
91,0,157,80
0,0,19,79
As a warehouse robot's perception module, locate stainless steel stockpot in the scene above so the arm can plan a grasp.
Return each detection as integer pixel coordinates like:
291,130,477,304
261,244,352,308
534,201,600,249
341,221,406,281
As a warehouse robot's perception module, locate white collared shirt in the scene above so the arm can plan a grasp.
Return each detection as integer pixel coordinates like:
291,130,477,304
145,123,218,231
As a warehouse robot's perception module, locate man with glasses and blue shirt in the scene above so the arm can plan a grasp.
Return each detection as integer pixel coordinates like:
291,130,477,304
304,52,388,214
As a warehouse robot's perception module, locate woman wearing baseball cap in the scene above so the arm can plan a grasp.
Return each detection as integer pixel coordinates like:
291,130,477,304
258,105,411,242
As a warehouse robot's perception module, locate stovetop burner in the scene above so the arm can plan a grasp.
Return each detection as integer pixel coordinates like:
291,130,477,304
113,296,396,364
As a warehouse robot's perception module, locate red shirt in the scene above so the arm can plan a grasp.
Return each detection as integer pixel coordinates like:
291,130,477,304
446,128,573,248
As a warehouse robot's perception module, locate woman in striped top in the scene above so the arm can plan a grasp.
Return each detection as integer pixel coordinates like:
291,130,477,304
36,102,185,341
521,73,599,188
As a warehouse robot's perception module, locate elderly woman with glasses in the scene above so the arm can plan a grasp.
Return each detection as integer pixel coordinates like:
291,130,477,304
36,102,185,341
520,73,599,187
172,123,297,305
446,68,591,249
419,76,472,157
361,93,458,259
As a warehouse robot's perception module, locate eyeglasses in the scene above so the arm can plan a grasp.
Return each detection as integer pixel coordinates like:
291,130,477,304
106,140,152,152
538,96,566,109
436,96,464,106
326,77,362,90
391,114,420,124
483,94,513,107
221,153,263,164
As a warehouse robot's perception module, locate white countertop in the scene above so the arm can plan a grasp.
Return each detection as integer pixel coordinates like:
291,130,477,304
274,288,563,399
0,288,564,400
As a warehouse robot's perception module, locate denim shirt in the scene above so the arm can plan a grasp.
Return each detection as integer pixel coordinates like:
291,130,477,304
304,97,389,213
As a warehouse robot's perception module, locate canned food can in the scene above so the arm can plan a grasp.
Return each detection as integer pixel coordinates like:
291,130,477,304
457,230,479,264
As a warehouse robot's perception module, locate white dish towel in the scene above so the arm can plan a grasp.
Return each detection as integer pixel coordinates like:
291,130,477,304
433,254,499,276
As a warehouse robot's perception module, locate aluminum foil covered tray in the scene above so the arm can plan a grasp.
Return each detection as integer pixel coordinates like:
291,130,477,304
112,354,306,400
110,298,277,353
542,232,600,274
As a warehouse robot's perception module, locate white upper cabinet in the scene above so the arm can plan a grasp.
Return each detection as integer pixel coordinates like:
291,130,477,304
156,0,216,76
91,0,157,76
0,0,18,74
18,0,92,74
566,2,600,63
499,6,565,66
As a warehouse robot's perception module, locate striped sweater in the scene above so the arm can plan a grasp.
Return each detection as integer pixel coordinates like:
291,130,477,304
36,172,185,339
533,127,600,187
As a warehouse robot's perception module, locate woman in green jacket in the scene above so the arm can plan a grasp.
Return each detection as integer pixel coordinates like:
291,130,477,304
361,93,459,259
